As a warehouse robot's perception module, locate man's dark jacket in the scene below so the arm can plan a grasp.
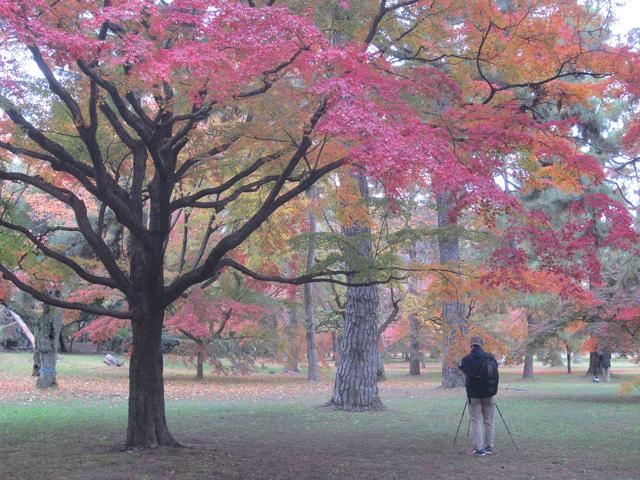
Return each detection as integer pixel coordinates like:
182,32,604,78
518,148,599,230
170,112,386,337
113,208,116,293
459,345,496,399
599,352,611,368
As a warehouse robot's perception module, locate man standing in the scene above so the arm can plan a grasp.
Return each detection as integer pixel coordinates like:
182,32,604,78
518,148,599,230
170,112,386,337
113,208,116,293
459,336,499,456
598,348,612,383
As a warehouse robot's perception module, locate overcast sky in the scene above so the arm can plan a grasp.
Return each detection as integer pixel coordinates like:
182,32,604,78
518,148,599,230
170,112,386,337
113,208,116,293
612,0,640,35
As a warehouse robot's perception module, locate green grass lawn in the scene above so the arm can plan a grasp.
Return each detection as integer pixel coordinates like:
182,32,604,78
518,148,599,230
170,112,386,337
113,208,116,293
0,352,638,480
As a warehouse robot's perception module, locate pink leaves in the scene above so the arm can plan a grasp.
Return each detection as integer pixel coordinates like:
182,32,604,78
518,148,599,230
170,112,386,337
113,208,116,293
74,316,129,343
166,288,269,340
0,0,322,101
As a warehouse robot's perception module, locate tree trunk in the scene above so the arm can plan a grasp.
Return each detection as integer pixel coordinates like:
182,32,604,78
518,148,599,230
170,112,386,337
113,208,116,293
195,349,204,380
409,314,421,376
34,300,63,388
330,282,383,410
126,310,178,448
329,171,383,411
331,331,340,366
440,305,466,388
58,330,67,353
587,351,599,376
304,186,320,382
523,313,535,379
566,344,572,374
437,192,466,388
408,243,421,376
523,353,534,379
550,350,564,367
283,284,300,373
376,350,387,381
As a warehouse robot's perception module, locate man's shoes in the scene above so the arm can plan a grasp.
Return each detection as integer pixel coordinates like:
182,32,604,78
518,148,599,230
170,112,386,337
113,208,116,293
484,445,493,454
471,448,487,456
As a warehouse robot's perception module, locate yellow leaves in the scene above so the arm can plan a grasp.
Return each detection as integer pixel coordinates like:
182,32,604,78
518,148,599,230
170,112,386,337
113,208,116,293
565,320,587,334
537,164,584,194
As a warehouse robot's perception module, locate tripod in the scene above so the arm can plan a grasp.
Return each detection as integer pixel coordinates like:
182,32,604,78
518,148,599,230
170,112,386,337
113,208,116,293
452,399,519,451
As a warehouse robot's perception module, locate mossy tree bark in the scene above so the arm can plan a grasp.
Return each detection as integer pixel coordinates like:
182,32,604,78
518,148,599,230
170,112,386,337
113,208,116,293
34,299,63,389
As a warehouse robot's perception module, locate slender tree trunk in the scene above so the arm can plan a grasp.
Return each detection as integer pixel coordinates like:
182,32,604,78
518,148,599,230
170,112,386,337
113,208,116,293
35,300,63,388
408,243,421,376
566,344,572,374
304,186,320,381
195,349,204,380
329,172,383,410
304,285,320,380
58,331,67,353
437,192,466,388
409,314,421,376
126,309,178,448
283,285,300,373
377,293,400,382
523,313,535,379
177,211,190,274
376,350,386,381
331,331,339,365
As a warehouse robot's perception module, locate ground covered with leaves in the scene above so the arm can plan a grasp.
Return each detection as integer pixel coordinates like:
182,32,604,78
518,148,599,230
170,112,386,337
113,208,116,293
0,353,639,480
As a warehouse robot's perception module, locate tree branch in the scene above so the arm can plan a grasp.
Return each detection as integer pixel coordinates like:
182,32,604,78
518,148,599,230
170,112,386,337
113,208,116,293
0,265,130,318
0,218,117,288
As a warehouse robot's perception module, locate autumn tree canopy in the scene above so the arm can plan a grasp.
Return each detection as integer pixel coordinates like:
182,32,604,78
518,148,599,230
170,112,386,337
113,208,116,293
0,0,637,447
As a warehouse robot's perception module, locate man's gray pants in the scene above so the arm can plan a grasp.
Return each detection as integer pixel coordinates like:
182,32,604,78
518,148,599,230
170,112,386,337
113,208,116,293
469,396,496,450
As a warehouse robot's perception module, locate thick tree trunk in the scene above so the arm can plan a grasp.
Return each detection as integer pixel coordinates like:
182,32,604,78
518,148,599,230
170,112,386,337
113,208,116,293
550,350,564,367
587,351,599,376
329,172,383,411
126,311,178,448
437,192,466,388
304,186,320,382
523,354,534,379
523,313,535,379
195,349,204,380
34,301,63,388
330,283,383,410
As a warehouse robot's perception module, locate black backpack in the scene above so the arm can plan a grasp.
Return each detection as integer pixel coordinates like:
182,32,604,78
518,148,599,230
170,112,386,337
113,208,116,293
474,355,499,398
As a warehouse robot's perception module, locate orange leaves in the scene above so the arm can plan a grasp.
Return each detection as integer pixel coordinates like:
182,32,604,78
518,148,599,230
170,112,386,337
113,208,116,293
334,172,372,228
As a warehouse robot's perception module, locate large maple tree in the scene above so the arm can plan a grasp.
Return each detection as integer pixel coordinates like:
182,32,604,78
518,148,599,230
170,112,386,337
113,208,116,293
0,0,444,446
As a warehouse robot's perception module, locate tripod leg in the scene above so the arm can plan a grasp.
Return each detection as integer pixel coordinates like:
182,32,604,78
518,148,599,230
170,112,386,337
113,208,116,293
452,400,468,450
466,414,470,439
496,403,518,451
